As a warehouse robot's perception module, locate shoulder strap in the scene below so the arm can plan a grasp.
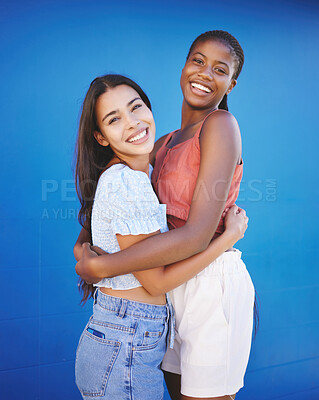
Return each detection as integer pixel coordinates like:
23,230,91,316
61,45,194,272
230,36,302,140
163,130,178,146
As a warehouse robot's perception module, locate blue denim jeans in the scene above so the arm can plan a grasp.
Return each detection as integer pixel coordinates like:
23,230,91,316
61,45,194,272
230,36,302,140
75,290,170,400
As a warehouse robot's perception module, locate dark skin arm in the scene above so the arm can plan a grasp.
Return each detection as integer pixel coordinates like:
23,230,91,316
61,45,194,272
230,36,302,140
75,110,241,280
78,205,247,287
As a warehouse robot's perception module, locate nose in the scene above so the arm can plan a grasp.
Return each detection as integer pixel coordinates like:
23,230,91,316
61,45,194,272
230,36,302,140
198,65,213,81
124,111,140,129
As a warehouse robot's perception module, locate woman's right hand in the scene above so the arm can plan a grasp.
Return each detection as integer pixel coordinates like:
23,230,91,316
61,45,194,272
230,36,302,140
75,243,106,284
224,205,248,244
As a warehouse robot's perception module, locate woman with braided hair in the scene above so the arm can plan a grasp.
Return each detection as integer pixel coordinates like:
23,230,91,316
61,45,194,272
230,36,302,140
75,30,255,399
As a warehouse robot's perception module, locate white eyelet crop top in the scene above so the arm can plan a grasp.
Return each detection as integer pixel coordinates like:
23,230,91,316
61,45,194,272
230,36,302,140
91,163,168,290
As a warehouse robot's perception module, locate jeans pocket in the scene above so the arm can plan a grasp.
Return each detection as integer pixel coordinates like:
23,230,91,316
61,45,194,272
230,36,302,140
142,329,163,346
75,325,121,397
136,320,167,351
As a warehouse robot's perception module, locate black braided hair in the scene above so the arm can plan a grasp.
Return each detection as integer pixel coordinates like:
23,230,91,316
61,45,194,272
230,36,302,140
186,30,244,111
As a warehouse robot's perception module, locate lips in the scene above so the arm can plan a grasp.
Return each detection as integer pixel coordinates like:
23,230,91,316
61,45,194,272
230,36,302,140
126,127,149,143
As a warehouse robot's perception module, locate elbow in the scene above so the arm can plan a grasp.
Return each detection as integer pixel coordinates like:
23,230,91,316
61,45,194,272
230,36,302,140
147,285,166,297
144,279,167,297
149,289,163,297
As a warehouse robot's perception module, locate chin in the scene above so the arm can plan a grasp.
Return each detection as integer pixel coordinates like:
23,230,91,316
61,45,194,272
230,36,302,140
187,99,213,110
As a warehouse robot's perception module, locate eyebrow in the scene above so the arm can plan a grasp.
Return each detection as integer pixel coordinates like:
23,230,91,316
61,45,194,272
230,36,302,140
101,97,141,122
193,52,229,68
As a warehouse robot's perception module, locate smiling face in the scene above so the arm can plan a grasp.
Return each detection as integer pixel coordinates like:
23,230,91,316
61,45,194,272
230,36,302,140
180,39,237,110
94,85,156,163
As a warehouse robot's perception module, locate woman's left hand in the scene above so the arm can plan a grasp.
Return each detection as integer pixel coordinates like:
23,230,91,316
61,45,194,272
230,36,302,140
224,205,248,243
75,243,103,284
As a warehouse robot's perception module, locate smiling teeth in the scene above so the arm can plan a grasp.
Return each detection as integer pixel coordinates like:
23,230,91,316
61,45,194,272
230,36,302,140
191,83,211,93
128,129,147,143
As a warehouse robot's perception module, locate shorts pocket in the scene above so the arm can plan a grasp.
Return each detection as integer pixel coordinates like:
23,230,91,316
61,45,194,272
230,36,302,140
75,324,121,397
216,276,230,326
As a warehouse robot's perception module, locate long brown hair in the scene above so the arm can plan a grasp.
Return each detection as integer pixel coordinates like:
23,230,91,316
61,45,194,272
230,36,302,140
74,74,152,303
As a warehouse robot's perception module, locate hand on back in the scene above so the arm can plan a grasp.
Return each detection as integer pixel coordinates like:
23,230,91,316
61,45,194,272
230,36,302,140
224,205,248,241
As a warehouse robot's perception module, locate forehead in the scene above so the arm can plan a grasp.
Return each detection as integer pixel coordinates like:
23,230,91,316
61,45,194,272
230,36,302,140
190,40,234,64
96,85,139,115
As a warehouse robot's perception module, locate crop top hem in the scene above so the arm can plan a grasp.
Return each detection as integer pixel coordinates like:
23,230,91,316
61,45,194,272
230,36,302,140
93,281,143,290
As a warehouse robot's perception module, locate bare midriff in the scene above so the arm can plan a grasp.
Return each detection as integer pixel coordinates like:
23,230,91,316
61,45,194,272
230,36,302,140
100,287,166,305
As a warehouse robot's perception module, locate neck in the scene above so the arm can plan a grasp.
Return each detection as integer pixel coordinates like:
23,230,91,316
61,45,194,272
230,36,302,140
112,154,150,176
181,100,217,130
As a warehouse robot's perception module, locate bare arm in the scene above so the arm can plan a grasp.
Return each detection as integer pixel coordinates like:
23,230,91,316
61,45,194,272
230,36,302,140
77,111,241,279
78,205,247,292
131,205,247,296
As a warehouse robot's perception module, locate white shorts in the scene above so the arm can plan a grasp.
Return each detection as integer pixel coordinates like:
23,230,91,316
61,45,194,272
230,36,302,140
161,249,255,398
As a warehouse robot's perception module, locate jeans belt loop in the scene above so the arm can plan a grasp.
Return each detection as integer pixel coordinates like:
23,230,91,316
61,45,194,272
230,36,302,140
166,294,175,349
118,298,128,319
93,288,98,304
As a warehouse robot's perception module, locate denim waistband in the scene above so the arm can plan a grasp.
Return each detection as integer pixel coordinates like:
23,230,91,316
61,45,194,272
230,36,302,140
94,289,175,349
94,289,167,318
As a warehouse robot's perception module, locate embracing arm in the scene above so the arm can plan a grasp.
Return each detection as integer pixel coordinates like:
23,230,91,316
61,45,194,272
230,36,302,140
77,111,241,279
79,205,247,291
131,205,246,296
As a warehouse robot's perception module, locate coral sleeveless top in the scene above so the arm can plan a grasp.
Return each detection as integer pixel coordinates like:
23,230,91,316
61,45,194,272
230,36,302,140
151,116,243,237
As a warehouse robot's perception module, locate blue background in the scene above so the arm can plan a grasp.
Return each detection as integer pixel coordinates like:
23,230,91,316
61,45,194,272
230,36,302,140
1,0,319,398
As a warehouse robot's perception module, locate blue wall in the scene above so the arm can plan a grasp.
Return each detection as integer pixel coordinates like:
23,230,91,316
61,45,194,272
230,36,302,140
1,0,319,398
